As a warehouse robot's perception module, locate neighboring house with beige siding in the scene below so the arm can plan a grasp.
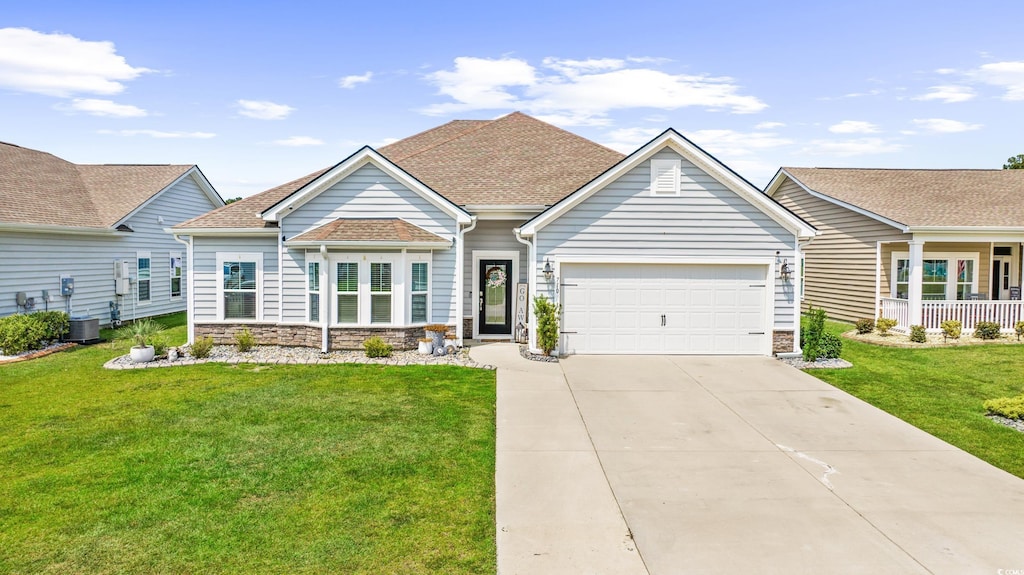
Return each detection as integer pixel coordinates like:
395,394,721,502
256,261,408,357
0,142,223,325
767,167,1024,333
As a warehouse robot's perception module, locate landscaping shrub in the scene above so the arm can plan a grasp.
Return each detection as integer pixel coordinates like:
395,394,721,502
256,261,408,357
909,325,927,343
974,321,1001,340
363,336,392,358
190,336,214,359
801,306,828,361
0,314,49,355
875,317,898,336
941,320,962,342
817,333,843,359
984,395,1024,420
235,327,256,352
855,318,875,335
33,311,69,342
533,296,561,356
1016,321,1024,341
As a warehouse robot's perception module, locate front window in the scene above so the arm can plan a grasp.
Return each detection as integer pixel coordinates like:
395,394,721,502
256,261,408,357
892,252,977,300
411,262,428,323
223,261,257,319
922,259,947,300
370,262,392,324
957,259,975,300
137,254,151,302
337,262,359,323
170,254,182,298
308,262,320,322
896,259,909,299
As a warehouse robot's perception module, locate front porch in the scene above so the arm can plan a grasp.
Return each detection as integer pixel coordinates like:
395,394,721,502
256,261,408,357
877,237,1024,333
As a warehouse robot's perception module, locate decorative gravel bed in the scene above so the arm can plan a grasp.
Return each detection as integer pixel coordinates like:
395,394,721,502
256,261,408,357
777,356,853,369
519,345,558,363
104,344,494,370
987,414,1024,434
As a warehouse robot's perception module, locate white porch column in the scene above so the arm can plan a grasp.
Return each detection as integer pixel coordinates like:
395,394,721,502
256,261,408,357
908,240,925,327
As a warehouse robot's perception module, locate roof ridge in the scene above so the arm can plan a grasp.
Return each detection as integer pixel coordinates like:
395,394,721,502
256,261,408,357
382,117,497,162
786,166,1013,173
506,111,625,157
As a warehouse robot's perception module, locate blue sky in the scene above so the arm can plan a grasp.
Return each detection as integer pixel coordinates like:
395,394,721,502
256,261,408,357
2,0,1022,198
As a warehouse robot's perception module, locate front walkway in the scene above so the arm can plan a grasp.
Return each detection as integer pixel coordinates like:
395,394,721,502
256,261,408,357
472,343,1024,574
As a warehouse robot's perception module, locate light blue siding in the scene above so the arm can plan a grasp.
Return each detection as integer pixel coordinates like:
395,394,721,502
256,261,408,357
534,149,798,329
462,220,528,317
0,174,220,324
192,236,279,322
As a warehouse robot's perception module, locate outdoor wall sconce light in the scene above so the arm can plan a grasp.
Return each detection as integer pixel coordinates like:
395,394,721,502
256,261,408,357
543,259,554,281
776,251,792,281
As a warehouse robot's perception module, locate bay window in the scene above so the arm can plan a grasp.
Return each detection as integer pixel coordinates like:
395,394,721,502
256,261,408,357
892,252,977,300
308,261,320,322
410,261,429,323
337,262,358,324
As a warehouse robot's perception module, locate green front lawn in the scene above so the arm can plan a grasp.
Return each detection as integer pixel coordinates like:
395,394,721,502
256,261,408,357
809,321,1024,479
0,315,496,574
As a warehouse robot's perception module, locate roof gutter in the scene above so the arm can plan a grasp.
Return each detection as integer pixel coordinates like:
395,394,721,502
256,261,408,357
513,226,537,353
455,216,478,345
284,240,452,249
0,222,123,236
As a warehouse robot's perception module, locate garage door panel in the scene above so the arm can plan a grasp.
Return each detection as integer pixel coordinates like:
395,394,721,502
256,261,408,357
561,263,769,355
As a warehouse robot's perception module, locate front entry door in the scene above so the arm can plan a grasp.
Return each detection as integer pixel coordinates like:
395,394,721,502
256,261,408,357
479,259,513,335
992,258,1010,299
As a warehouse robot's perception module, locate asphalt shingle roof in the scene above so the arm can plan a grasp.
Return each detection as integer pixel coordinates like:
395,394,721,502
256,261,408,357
175,112,625,230
783,167,1024,228
0,142,194,229
287,218,449,244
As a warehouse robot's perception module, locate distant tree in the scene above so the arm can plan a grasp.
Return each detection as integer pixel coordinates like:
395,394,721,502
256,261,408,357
224,196,243,204
1004,154,1024,170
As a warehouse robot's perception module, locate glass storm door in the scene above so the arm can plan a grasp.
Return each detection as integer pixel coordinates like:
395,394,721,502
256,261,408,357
479,259,513,335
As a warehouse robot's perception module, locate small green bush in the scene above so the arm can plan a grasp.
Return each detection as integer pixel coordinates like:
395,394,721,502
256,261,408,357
817,332,843,359
984,395,1024,420
1015,321,1024,341
0,314,49,355
854,318,875,335
875,317,898,336
940,320,962,342
363,336,392,358
33,311,69,342
909,325,927,343
801,306,828,361
235,327,256,352
190,336,214,359
974,321,1001,340
533,296,561,356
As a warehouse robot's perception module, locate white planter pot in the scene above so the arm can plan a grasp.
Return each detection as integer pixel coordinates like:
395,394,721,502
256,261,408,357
444,338,456,349
418,341,434,354
130,345,155,363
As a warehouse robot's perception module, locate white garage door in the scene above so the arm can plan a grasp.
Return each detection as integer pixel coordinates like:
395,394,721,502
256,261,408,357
561,263,769,355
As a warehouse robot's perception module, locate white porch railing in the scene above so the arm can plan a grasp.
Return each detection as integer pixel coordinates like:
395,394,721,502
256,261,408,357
880,298,910,333
880,297,1024,333
922,300,1024,333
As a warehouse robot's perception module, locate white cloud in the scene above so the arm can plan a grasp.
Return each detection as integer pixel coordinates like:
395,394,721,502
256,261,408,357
971,61,1024,100
236,99,294,120
912,118,982,133
755,121,785,129
912,85,975,103
936,68,957,75
339,71,372,89
422,56,767,124
0,27,151,97
801,138,905,157
273,136,325,146
686,129,792,157
829,120,880,134
60,98,147,117
100,129,215,139
601,127,663,152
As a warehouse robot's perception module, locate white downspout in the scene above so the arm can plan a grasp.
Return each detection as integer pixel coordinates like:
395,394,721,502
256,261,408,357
172,233,194,344
456,217,477,346
320,244,329,352
875,241,883,322
513,227,536,353
792,236,815,355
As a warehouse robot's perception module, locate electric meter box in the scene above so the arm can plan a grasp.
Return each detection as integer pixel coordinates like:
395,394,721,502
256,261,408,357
113,261,130,295
60,276,75,296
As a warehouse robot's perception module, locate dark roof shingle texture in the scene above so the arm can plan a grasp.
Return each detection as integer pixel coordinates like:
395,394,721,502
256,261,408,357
176,112,625,229
784,167,1024,228
288,218,449,244
0,142,193,229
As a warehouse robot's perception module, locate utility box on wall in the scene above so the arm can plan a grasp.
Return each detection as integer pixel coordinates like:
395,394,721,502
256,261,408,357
113,261,130,295
60,276,75,296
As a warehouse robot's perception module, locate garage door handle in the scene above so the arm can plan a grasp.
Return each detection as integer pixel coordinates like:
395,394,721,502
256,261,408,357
661,314,666,326
748,331,765,335
750,284,766,287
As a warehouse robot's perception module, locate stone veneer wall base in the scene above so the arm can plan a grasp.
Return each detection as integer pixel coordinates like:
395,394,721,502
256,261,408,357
195,323,454,351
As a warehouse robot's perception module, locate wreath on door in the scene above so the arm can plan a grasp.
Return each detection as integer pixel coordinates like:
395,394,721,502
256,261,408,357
485,266,507,288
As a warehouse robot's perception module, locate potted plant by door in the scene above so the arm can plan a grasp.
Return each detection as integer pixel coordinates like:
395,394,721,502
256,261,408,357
417,337,434,355
117,318,165,363
423,324,448,350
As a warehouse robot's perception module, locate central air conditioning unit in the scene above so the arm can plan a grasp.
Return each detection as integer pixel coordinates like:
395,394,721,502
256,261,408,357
114,260,130,295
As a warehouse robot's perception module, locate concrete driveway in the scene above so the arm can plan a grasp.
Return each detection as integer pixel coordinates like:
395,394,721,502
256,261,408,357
471,344,1024,575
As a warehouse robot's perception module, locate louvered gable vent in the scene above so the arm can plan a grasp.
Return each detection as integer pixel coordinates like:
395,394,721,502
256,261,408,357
650,159,681,196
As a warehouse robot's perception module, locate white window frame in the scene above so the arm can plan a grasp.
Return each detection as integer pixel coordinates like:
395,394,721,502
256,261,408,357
169,251,182,299
408,255,431,325
335,259,360,325
891,251,979,300
650,158,681,196
216,252,263,321
369,261,394,324
307,259,321,323
328,253,411,327
137,251,151,304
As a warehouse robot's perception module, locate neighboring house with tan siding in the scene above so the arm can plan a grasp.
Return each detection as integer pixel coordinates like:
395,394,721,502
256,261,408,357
767,167,1024,333
0,142,223,325
173,112,815,356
